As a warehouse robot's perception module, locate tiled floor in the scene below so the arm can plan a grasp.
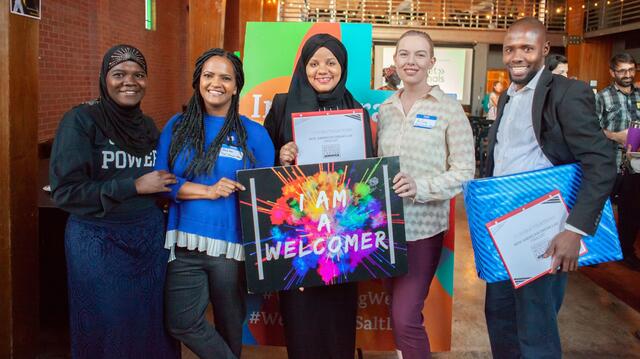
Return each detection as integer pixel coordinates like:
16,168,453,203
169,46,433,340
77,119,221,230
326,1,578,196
40,195,640,358
581,258,640,313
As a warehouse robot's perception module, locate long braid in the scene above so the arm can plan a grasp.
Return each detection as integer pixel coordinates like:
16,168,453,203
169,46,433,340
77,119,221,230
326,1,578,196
168,49,256,178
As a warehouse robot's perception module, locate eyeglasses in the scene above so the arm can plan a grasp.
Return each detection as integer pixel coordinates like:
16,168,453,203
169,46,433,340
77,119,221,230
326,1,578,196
613,67,636,75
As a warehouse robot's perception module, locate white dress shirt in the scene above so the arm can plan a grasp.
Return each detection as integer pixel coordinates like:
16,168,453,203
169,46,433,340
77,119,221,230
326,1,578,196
493,67,586,235
493,67,553,176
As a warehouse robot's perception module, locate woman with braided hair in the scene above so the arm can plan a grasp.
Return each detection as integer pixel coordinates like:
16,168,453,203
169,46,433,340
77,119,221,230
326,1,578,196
156,48,274,358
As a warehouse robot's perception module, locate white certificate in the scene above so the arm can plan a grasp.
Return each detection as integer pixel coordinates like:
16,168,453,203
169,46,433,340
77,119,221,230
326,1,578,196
291,109,366,165
486,190,587,288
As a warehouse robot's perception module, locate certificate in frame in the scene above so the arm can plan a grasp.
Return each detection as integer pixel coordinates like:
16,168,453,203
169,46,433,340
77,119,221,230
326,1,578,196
486,190,587,288
291,109,367,165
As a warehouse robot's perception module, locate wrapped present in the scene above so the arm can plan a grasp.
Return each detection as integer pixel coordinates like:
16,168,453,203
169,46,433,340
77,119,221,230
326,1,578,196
463,163,622,283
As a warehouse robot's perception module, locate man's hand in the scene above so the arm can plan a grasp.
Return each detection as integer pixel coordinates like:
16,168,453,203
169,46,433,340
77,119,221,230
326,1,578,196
543,230,582,274
625,144,635,160
603,129,628,145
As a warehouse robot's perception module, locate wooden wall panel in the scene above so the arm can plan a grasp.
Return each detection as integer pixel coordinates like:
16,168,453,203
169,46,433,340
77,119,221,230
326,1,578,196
239,0,264,50
566,0,613,89
189,0,226,70
225,0,279,56
0,9,40,359
576,40,613,90
224,0,240,52
0,9,10,357
263,0,279,23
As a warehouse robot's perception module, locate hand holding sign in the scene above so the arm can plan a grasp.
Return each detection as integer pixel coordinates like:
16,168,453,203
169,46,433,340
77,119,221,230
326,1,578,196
392,172,417,199
206,177,246,199
278,142,298,166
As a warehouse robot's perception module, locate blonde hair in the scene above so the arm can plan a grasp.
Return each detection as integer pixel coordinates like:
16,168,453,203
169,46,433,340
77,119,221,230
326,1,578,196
395,30,435,58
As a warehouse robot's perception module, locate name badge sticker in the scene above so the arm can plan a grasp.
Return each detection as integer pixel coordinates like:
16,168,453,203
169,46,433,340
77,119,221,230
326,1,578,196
219,144,243,161
414,114,437,129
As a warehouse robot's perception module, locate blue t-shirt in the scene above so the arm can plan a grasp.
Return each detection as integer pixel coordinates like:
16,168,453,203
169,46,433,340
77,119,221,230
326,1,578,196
155,114,275,245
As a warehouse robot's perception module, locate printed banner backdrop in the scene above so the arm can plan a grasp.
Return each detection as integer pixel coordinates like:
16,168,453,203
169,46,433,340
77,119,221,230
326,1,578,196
239,22,455,351
237,157,407,293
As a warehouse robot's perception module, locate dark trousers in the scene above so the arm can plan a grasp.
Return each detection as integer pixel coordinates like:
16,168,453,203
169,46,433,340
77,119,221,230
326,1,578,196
485,273,568,359
385,234,444,359
279,282,358,359
613,173,640,260
164,248,246,359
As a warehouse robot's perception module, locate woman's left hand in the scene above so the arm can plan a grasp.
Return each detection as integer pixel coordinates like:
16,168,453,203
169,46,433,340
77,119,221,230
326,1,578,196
392,172,417,199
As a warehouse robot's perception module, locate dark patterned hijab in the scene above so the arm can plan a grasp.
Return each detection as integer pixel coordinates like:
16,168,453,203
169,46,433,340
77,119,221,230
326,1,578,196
85,44,158,157
283,33,361,122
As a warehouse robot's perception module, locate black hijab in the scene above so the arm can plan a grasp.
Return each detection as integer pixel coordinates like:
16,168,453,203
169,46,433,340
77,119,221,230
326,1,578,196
84,44,159,157
283,33,362,123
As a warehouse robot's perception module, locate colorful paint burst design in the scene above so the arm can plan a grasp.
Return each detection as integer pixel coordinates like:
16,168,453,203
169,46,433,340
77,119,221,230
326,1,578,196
238,157,407,293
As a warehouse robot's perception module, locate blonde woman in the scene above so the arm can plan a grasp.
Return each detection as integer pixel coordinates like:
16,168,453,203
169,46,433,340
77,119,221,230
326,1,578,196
376,30,475,359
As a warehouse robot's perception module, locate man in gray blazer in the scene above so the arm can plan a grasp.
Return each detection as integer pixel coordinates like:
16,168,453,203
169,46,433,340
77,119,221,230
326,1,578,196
483,17,616,358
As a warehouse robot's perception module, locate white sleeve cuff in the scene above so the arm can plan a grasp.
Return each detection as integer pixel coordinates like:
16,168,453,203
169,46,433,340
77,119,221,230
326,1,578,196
565,223,587,237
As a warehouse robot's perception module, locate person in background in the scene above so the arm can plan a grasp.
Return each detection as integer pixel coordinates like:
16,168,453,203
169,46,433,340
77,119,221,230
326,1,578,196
379,65,401,91
49,44,180,359
486,81,504,120
595,52,640,271
156,48,274,359
482,92,491,114
263,33,375,359
546,53,569,77
377,30,475,359
484,18,615,358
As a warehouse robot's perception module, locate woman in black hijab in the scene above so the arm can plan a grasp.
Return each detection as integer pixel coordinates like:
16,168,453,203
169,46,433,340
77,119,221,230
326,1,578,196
49,44,179,358
264,33,374,359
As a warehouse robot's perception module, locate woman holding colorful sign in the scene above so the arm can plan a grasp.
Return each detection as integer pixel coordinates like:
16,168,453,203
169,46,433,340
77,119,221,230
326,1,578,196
263,33,375,359
155,48,274,359
377,30,475,359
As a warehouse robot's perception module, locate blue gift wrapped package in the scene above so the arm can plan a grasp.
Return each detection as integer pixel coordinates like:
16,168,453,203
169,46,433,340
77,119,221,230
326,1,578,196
462,163,622,283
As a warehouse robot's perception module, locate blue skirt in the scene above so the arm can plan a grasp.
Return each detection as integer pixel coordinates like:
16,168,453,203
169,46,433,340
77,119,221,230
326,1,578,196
65,208,180,359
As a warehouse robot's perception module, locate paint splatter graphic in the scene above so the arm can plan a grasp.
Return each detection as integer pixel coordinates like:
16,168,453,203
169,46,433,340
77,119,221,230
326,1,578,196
240,158,405,290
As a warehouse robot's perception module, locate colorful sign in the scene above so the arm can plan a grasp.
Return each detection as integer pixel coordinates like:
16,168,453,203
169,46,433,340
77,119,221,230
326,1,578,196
237,157,407,293
240,21,455,352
